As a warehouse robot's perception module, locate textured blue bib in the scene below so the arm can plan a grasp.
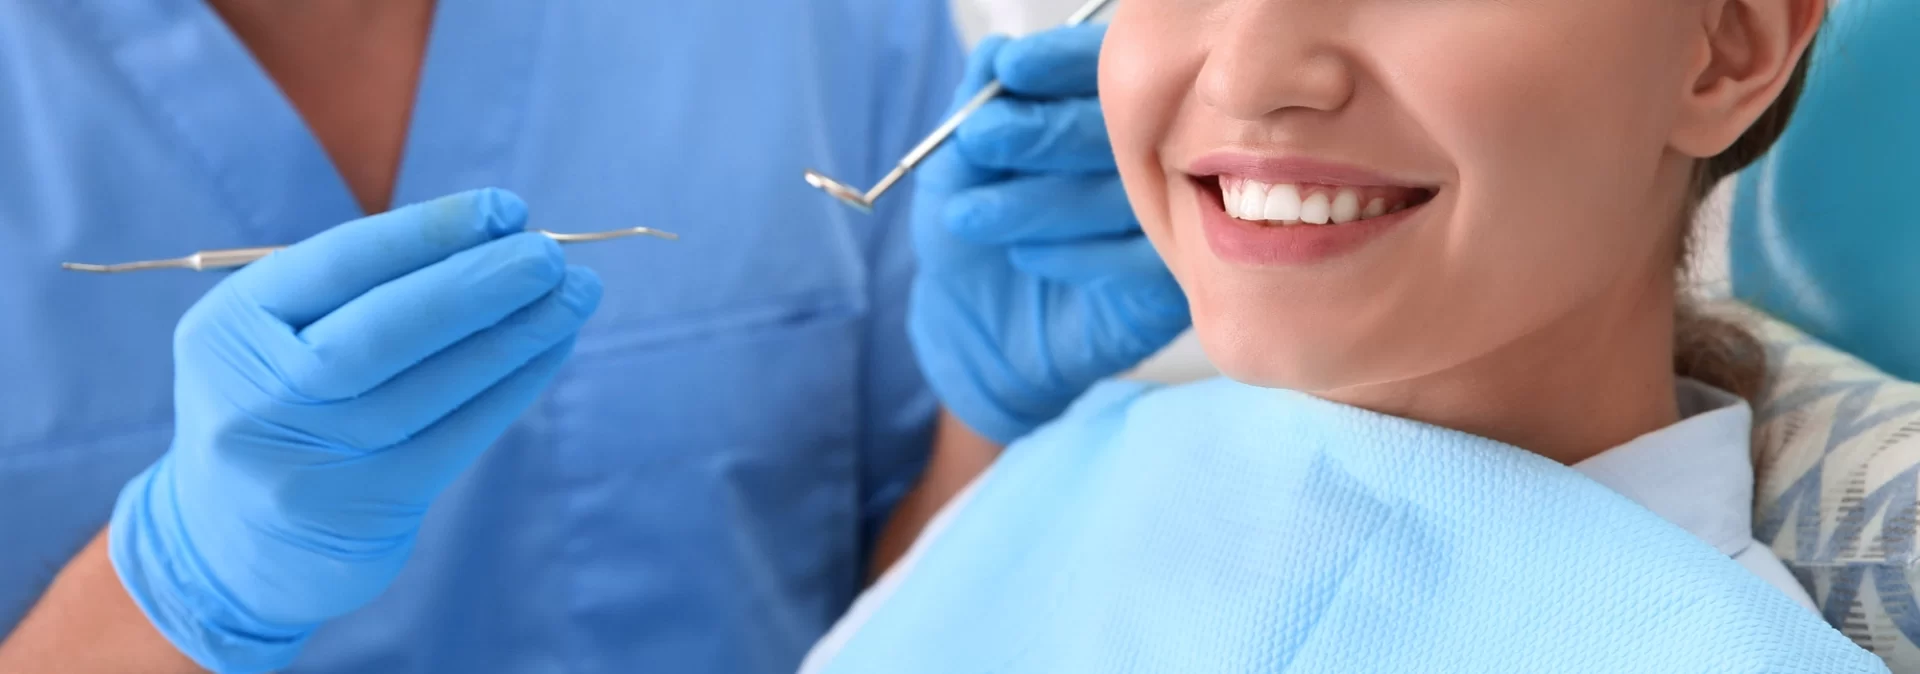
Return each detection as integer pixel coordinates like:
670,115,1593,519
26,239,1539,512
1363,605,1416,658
821,378,1884,673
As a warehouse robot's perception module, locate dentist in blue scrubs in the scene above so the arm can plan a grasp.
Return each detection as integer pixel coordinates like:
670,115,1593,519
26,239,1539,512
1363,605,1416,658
0,1,1185,673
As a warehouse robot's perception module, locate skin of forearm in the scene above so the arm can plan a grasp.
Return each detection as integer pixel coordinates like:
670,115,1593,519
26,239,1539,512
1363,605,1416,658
0,529,203,674
868,411,1003,582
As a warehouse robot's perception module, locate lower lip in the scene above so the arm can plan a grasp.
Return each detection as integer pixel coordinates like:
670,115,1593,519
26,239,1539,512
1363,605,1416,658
1197,180,1422,267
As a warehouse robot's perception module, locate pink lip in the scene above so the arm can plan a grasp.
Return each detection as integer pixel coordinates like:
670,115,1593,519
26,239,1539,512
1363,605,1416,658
1187,153,1432,188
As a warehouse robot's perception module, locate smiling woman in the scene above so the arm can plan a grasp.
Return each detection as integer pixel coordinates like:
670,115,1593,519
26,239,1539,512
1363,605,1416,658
1103,0,1817,458
799,0,1890,672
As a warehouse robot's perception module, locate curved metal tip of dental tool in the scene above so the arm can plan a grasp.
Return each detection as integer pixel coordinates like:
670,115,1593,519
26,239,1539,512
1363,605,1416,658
804,169,874,213
538,227,680,243
61,260,183,273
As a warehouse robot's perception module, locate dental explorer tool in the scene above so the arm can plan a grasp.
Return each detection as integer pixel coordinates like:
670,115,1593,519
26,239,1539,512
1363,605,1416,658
803,0,1117,213
59,226,679,274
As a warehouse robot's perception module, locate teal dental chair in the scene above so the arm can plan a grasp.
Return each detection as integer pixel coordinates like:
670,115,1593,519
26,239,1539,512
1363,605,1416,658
1731,0,1920,668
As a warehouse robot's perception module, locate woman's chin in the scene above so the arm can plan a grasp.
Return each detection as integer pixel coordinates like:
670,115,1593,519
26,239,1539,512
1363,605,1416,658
1193,323,1373,394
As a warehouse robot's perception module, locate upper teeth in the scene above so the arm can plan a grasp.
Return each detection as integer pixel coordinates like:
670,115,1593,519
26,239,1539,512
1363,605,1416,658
1221,179,1408,225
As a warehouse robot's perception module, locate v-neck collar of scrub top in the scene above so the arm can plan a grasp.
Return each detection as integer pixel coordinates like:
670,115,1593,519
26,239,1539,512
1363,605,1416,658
54,0,546,240
1572,378,1756,559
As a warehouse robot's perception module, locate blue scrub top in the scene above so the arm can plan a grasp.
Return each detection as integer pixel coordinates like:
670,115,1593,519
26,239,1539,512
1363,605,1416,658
0,1,962,671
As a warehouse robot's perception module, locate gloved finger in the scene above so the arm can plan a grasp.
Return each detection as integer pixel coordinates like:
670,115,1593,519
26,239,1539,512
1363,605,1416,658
1012,239,1194,342
234,188,528,328
955,35,1011,115
955,97,1113,174
947,174,1137,246
289,232,567,401
1006,235,1171,284
327,266,601,449
916,35,1015,200
994,23,1105,99
377,335,580,494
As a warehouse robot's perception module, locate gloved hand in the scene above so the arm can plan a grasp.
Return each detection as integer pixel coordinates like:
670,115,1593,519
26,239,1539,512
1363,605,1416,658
909,24,1190,445
109,189,601,673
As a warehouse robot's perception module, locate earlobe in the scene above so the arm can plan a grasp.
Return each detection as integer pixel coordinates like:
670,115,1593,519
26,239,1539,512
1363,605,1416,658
1670,0,1826,159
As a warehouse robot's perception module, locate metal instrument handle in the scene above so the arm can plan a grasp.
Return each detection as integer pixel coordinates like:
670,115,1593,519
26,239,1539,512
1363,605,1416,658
190,246,285,271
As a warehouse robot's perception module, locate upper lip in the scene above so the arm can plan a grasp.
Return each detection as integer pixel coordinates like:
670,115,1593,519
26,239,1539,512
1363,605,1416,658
1187,152,1435,189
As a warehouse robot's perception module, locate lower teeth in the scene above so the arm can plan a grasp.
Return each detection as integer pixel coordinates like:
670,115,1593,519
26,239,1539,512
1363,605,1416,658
1234,202,1412,226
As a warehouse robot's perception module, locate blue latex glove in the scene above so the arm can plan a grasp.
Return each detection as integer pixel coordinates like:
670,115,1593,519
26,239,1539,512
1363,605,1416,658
108,189,601,673
909,24,1191,445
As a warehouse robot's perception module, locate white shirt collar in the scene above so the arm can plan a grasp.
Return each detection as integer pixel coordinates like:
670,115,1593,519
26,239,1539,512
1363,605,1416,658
1571,378,1754,557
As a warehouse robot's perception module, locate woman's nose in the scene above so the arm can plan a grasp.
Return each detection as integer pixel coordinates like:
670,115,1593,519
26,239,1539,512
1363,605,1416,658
1195,2,1356,121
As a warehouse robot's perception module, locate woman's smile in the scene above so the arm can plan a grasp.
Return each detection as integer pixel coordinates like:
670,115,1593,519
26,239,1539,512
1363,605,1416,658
1186,154,1439,266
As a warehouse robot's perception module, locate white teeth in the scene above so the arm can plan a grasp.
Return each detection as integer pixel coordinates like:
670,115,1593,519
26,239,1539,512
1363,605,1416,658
1299,192,1331,225
1330,190,1360,224
1221,179,1417,225
1222,181,1257,220
1262,184,1302,222
1240,184,1265,220
1363,198,1387,219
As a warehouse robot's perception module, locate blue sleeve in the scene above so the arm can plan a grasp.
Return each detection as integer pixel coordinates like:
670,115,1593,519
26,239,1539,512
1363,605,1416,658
854,0,967,562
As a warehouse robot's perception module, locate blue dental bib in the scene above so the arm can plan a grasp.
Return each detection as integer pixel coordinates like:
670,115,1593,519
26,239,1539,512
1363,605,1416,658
822,379,1883,673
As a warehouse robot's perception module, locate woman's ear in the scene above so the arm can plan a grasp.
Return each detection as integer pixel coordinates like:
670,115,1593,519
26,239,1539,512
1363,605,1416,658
1670,0,1826,158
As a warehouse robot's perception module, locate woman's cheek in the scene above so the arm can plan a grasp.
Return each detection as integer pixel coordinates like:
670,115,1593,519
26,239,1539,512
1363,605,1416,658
1099,15,1187,236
